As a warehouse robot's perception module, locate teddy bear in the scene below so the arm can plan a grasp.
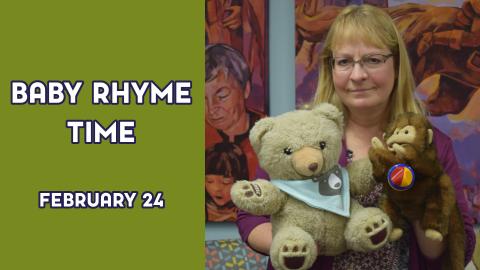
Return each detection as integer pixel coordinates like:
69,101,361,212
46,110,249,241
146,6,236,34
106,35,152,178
231,103,401,270
368,112,465,270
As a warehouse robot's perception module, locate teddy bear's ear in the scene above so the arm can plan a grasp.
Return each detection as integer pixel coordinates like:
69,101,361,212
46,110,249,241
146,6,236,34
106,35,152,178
312,103,344,130
249,117,274,153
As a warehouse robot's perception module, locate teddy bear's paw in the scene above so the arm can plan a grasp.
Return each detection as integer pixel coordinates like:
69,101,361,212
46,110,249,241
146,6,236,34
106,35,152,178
364,217,389,248
425,229,443,242
230,181,263,210
389,228,403,241
271,228,317,270
238,181,263,198
346,207,392,252
231,180,281,215
278,241,312,270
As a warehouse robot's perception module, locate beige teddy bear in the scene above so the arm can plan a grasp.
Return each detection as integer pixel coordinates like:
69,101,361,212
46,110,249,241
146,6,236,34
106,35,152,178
231,103,401,270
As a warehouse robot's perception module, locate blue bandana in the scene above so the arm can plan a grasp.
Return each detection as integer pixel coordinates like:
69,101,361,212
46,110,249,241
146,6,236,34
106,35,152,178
271,165,350,217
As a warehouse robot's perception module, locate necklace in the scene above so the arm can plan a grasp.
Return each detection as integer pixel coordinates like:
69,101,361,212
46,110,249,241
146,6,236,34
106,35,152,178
346,149,354,163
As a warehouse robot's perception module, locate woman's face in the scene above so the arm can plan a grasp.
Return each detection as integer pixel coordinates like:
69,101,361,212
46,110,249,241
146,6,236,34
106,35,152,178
331,41,396,112
205,174,234,206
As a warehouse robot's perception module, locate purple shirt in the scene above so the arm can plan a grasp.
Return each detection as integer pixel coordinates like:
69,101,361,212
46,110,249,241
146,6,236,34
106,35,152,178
236,127,476,269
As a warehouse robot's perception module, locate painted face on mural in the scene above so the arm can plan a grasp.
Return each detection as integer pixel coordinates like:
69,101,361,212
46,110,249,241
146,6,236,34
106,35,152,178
205,174,235,207
205,70,250,135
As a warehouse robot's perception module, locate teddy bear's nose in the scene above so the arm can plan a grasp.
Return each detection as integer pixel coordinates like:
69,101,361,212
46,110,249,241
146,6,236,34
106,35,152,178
308,163,318,172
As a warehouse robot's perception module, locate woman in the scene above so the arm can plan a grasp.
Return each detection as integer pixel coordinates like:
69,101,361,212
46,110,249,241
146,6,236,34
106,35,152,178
236,5,475,269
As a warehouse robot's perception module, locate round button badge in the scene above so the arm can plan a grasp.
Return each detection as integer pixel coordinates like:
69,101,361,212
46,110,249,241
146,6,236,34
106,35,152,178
387,163,415,191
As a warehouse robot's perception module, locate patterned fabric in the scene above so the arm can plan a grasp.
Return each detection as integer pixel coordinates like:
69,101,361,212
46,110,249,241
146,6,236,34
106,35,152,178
205,239,268,270
333,231,409,270
353,183,384,207
333,183,410,270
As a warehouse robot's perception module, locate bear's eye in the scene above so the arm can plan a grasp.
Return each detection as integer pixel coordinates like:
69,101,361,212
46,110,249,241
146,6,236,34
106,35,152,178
319,141,326,150
283,147,293,155
404,130,409,134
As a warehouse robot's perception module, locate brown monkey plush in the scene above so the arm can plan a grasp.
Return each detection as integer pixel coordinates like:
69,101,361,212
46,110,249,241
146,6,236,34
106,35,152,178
368,112,465,270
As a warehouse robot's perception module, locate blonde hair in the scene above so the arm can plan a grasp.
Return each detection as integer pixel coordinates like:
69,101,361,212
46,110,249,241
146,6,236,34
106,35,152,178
313,4,425,122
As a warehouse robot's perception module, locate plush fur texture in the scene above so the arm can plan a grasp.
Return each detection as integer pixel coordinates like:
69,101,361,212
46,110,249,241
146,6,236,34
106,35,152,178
368,112,465,270
231,103,399,270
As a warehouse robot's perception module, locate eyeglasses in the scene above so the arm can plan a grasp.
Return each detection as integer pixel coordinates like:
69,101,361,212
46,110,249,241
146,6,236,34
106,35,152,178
330,54,393,72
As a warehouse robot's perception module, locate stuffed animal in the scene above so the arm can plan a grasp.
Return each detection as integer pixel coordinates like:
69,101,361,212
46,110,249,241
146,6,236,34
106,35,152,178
368,112,465,270
231,103,401,270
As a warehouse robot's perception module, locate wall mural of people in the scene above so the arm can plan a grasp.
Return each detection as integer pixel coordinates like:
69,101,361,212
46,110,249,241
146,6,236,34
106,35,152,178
295,0,480,223
205,0,268,222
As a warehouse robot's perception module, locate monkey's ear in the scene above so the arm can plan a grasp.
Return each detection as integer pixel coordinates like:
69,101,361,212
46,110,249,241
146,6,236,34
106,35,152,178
427,129,433,145
382,132,386,140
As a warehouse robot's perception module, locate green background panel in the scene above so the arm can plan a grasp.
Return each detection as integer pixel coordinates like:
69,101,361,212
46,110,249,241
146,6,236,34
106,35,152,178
0,1,204,269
